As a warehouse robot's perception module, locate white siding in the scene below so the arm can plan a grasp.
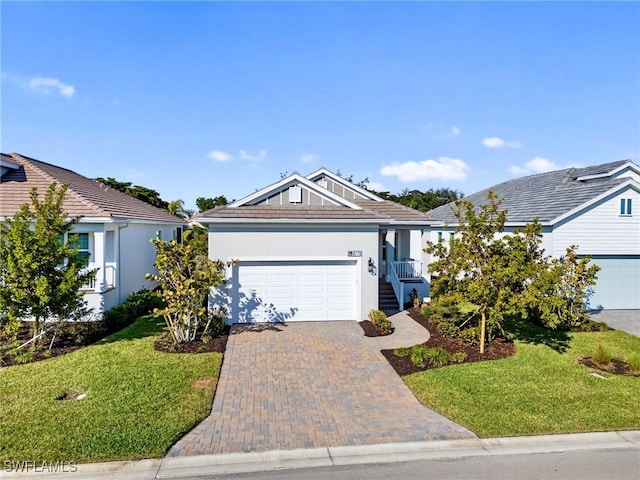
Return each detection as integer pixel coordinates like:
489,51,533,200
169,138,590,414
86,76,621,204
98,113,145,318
552,187,640,256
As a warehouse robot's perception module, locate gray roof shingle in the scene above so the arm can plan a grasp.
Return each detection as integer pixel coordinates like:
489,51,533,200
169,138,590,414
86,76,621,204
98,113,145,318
428,160,633,224
1,153,184,223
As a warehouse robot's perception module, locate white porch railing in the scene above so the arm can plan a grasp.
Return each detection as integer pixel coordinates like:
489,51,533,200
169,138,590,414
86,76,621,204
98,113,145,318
390,260,423,281
388,262,404,310
386,260,424,306
80,264,116,292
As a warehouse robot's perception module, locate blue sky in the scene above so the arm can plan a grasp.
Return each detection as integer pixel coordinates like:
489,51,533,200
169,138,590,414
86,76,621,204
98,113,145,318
2,1,639,211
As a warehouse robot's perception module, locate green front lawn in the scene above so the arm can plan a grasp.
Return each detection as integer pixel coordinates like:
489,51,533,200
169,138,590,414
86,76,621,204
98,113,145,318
404,322,640,437
0,316,223,463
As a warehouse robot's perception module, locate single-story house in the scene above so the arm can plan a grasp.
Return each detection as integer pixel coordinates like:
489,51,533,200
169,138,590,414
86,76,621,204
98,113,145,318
0,152,185,316
198,168,436,324
428,160,640,310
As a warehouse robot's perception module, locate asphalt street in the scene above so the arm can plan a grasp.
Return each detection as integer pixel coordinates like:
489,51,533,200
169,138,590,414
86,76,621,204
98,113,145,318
193,448,640,480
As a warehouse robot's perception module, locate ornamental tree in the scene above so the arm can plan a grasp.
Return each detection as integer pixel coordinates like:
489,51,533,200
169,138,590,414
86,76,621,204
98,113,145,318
425,192,599,353
147,231,225,343
0,184,96,343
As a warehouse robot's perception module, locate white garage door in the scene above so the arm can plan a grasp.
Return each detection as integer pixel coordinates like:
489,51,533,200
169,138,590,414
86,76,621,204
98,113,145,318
232,260,357,322
589,256,640,310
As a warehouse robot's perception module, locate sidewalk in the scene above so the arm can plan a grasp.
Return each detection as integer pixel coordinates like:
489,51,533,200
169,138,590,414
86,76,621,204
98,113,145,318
2,431,638,479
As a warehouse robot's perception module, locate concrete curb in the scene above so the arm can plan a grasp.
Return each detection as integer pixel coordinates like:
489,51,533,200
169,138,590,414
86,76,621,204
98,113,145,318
2,431,638,479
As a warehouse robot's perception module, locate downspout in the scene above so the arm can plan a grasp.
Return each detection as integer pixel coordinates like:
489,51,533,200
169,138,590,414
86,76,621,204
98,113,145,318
117,222,129,304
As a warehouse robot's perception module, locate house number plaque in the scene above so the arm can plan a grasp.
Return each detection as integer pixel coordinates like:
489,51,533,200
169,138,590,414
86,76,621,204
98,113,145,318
347,250,362,257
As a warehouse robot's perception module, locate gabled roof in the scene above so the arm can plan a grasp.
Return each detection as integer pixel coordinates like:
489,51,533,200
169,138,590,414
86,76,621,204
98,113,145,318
198,169,436,225
428,160,639,224
306,167,383,202
0,152,184,223
228,172,363,210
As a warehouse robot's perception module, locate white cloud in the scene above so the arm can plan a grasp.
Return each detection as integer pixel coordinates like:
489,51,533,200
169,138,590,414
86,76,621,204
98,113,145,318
482,137,522,149
28,77,75,98
240,149,267,162
508,157,583,175
209,150,232,162
365,181,387,192
300,154,317,164
451,126,461,136
2,73,76,98
380,157,470,182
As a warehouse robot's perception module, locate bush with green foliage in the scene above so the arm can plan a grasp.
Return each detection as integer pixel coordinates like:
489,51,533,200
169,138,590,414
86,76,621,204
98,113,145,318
408,345,453,368
425,347,451,367
410,344,430,367
394,347,410,358
101,288,164,335
451,352,468,364
368,309,393,335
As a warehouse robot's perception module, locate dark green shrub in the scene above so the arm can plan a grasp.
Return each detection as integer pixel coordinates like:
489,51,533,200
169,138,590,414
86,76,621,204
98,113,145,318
436,319,459,338
368,309,393,335
410,344,430,367
101,288,165,335
121,288,165,319
425,347,451,367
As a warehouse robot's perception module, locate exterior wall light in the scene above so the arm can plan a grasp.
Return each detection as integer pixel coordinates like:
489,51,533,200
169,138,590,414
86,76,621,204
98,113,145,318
368,257,377,276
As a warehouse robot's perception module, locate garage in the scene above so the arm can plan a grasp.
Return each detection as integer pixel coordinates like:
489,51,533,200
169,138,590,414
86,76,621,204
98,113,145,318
231,260,358,322
588,256,640,310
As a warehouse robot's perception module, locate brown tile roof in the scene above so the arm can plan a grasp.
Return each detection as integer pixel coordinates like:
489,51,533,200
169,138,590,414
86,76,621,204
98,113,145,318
0,153,183,223
199,205,384,221
199,196,436,225
352,198,437,223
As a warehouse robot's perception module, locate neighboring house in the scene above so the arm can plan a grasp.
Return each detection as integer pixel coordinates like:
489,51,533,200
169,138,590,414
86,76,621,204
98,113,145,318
197,168,436,324
0,152,185,316
428,160,640,310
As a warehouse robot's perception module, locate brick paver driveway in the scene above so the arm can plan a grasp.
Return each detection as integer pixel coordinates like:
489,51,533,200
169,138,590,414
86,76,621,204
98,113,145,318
167,321,475,456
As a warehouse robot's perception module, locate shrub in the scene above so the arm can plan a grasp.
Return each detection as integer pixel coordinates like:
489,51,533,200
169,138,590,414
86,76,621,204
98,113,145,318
592,343,613,365
101,288,163,335
435,319,459,338
123,288,164,319
451,352,468,364
409,288,421,308
394,347,410,358
425,347,451,367
410,344,430,367
368,309,393,335
460,324,498,346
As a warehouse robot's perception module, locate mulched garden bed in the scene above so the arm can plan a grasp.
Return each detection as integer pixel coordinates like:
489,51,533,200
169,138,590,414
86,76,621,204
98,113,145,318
578,356,639,377
358,320,393,337
1,321,106,367
153,327,230,354
381,307,515,376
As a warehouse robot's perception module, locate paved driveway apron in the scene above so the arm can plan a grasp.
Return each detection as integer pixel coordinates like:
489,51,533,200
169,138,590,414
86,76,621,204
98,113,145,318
168,321,474,456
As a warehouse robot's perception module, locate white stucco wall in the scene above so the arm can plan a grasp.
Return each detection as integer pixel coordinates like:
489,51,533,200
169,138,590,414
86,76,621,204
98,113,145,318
208,223,380,322
119,222,179,303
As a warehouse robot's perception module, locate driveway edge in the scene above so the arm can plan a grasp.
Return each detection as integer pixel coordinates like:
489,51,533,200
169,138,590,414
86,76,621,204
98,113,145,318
1,431,638,479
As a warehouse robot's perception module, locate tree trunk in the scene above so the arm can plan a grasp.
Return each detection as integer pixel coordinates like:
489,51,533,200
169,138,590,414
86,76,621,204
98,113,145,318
480,309,486,354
